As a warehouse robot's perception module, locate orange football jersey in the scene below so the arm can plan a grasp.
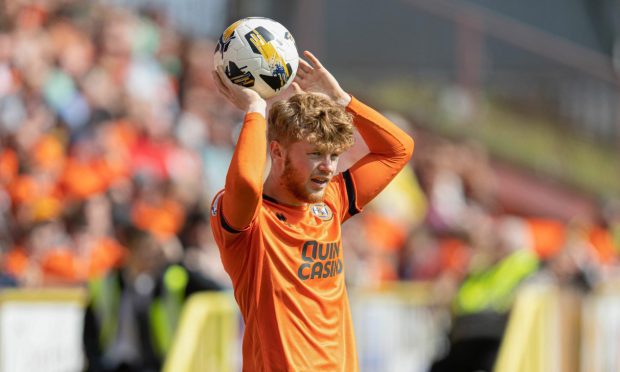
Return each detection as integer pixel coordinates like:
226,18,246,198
211,97,414,371
211,172,359,371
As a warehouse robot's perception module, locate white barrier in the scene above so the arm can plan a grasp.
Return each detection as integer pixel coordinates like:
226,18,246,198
2,282,618,372
350,283,447,372
0,289,86,372
581,282,620,372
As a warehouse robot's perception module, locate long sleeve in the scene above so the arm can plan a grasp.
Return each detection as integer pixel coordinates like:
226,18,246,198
345,96,414,211
220,112,267,231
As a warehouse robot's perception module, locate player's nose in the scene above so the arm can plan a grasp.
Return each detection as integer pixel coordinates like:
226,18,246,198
317,157,336,173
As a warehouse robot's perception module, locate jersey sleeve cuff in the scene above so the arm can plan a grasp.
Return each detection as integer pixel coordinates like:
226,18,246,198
345,95,365,116
342,170,361,217
211,191,252,234
245,111,266,122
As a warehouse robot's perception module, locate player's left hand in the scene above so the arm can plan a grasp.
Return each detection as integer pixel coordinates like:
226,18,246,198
294,50,351,107
212,66,267,115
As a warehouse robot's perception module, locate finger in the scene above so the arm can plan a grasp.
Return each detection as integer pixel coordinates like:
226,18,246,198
291,81,304,94
295,69,306,81
296,61,312,79
216,65,234,89
212,70,224,91
212,70,229,96
303,51,323,69
293,75,306,88
294,70,307,83
218,66,243,98
212,67,227,88
212,69,223,85
213,72,236,102
298,59,313,73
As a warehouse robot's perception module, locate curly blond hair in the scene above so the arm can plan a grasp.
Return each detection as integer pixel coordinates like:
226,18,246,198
268,93,354,153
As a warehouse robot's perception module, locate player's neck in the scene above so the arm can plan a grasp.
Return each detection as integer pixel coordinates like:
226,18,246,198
264,172,307,207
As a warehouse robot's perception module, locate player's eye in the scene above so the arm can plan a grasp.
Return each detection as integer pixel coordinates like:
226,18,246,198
330,154,339,161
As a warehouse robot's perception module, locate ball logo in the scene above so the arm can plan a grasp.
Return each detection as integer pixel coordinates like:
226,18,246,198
311,203,333,221
215,20,241,59
284,32,295,44
225,61,255,87
244,26,293,91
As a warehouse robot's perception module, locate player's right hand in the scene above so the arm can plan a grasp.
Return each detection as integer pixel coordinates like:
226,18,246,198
213,66,267,115
294,51,351,107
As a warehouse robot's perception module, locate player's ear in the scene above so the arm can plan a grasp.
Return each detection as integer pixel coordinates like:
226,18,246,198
270,140,284,161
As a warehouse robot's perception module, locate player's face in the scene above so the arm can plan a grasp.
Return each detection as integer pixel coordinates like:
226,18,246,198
282,140,340,203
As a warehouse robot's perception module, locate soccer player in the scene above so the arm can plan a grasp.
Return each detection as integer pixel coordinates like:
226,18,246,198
210,50,414,371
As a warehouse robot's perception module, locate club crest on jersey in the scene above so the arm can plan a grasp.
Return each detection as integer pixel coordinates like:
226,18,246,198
311,203,333,221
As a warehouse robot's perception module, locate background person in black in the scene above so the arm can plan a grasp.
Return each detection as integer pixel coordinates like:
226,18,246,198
83,225,221,372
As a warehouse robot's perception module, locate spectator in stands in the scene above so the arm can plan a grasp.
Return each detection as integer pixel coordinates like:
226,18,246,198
0,251,17,287
0,1,234,289
83,225,221,372
430,217,541,372
178,209,232,288
583,198,620,272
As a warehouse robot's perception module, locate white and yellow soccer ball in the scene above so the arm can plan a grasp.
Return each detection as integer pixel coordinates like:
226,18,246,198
214,17,299,99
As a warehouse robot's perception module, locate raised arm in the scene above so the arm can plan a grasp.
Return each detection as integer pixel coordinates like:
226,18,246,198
295,51,414,211
212,68,267,231
345,99,414,208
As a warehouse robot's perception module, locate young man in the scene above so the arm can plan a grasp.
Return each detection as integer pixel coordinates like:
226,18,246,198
210,51,414,371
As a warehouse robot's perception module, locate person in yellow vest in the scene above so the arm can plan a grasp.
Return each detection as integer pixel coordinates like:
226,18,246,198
430,217,543,372
83,225,221,372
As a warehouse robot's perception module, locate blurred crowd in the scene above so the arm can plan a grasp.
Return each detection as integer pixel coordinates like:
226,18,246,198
1,0,619,296
2,1,620,370
0,0,240,288
343,123,620,295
